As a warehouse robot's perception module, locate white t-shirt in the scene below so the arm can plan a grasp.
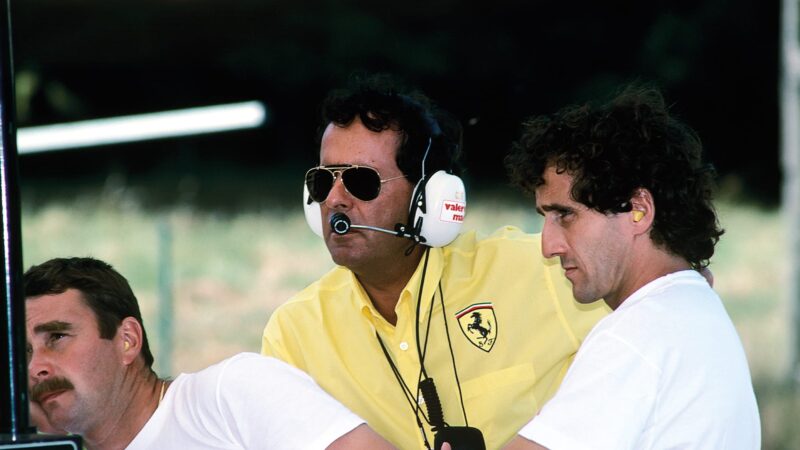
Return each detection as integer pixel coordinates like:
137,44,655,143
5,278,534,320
518,270,760,450
127,352,365,450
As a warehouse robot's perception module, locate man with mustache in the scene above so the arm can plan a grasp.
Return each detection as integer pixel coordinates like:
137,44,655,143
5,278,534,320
498,85,760,449
25,256,394,449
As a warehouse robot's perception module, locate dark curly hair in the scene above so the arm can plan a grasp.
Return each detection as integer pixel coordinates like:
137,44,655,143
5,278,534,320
318,73,463,182
506,84,723,269
24,257,155,372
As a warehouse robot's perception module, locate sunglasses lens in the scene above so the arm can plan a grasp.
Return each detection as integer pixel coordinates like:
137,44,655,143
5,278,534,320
342,167,382,201
306,168,334,202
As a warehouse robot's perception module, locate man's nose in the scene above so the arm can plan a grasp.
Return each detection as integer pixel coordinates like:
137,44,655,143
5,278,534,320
28,348,53,382
324,175,352,210
541,219,567,259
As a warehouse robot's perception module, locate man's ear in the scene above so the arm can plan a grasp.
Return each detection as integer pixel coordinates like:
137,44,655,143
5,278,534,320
118,317,144,366
629,188,655,232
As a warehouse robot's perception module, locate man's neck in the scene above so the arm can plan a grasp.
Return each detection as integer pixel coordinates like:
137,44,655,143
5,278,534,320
355,246,426,326
606,250,690,311
84,372,163,450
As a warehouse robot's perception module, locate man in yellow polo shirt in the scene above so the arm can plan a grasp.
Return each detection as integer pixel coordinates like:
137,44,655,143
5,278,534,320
261,74,607,449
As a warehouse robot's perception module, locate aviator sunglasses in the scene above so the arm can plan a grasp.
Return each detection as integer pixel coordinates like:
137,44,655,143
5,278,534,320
305,165,406,202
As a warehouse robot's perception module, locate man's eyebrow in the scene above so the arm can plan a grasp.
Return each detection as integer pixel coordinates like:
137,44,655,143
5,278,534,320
33,321,72,334
536,203,573,216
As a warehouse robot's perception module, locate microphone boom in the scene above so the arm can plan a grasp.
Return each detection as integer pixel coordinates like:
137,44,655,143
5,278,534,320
329,212,423,242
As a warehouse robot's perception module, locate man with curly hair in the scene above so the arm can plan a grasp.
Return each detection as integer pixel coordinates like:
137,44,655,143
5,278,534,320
501,85,760,449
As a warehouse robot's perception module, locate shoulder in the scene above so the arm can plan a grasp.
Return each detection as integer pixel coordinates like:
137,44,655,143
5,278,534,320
214,352,314,384
446,226,572,284
187,353,317,397
263,266,360,362
589,272,730,356
611,271,721,328
444,226,544,263
269,265,353,319
449,226,541,249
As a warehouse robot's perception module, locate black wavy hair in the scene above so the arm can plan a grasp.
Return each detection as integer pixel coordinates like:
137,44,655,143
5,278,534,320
506,84,723,269
318,73,463,182
24,257,155,372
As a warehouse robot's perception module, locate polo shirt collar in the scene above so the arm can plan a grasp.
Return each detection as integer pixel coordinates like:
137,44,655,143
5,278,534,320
353,246,445,327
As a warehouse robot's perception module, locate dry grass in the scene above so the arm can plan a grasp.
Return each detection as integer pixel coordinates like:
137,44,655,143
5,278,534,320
20,190,799,448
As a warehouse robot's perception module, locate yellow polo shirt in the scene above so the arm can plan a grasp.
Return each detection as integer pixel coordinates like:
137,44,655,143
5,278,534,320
262,227,608,449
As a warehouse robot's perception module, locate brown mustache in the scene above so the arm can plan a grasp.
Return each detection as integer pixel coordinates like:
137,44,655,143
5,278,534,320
31,377,74,403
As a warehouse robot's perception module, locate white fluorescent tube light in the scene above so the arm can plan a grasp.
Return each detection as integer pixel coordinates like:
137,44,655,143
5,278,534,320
16,100,267,154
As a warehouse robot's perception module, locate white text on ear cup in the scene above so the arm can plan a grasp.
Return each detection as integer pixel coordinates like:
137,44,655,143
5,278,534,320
303,184,324,237
411,171,466,247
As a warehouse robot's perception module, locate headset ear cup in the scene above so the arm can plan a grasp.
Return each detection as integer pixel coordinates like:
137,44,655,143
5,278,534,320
303,184,323,237
410,171,466,247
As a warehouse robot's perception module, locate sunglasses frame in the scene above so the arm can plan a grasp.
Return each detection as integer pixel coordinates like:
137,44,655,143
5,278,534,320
305,164,407,202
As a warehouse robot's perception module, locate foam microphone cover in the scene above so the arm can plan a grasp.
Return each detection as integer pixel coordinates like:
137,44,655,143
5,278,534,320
330,212,351,234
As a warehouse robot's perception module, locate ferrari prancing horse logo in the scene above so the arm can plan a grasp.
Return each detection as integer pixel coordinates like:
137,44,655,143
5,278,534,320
455,302,497,352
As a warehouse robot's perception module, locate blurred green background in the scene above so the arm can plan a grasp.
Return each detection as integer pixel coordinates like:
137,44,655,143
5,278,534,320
12,0,794,448
19,183,798,448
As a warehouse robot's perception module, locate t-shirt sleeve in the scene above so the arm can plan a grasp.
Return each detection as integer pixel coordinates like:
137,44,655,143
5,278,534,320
213,353,365,450
517,331,659,450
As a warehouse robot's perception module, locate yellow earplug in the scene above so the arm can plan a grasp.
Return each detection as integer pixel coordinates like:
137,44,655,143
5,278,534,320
124,341,130,351
632,210,645,222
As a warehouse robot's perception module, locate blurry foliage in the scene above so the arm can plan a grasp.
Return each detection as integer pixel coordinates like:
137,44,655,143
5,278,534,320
18,187,798,448
13,0,778,206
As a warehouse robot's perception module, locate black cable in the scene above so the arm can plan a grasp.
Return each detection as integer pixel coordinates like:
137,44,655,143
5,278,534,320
375,333,430,423
413,248,446,431
375,332,434,450
412,248,436,442
374,246,441,448
413,248,448,435
439,282,469,426
415,248,432,379
374,246,475,447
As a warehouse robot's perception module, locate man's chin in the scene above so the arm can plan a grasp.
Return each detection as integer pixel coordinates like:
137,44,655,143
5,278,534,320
328,248,359,268
571,287,594,304
572,289,604,305
330,248,382,273
43,410,74,434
